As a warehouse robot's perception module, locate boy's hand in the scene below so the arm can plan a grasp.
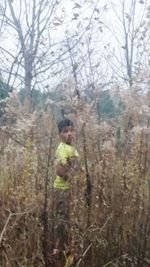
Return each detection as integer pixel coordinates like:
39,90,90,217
56,156,81,181
56,163,70,181
67,156,80,171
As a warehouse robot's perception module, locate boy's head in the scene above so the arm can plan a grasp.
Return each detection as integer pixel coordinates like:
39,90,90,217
58,118,75,145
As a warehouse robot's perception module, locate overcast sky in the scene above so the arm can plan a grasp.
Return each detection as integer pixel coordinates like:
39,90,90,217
0,0,149,90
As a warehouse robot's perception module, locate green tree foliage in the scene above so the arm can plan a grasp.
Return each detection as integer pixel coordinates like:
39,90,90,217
19,88,125,120
19,88,57,111
19,88,43,110
98,90,116,118
0,78,11,119
97,90,125,119
0,78,10,100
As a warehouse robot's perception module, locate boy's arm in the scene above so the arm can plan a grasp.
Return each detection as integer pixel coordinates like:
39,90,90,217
56,156,80,181
56,162,71,181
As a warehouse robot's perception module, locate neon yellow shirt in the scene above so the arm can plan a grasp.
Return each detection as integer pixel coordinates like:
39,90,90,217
54,142,79,190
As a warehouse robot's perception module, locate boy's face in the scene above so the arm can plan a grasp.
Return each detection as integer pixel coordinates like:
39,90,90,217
60,125,75,145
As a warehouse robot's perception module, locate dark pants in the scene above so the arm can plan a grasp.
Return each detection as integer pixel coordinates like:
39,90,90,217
54,189,70,251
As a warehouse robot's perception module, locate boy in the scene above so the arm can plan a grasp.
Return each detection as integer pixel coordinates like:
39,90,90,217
53,118,80,264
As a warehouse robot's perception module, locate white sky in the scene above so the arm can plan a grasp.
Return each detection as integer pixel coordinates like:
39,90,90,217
0,0,149,90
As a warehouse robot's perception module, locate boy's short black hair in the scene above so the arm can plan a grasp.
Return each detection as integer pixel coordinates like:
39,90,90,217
58,118,74,133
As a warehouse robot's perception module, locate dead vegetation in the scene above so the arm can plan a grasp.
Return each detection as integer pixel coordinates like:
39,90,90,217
0,90,150,267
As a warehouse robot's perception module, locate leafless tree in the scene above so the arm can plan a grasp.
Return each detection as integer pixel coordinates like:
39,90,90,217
105,0,150,88
0,0,6,37
0,0,110,112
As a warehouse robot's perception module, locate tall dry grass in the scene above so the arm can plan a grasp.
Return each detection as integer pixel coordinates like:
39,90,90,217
0,91,150,267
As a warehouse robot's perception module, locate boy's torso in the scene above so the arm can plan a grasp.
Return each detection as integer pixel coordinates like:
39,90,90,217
54,142,79,190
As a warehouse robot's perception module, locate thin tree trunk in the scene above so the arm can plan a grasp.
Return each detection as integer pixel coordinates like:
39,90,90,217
43,125,54,267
